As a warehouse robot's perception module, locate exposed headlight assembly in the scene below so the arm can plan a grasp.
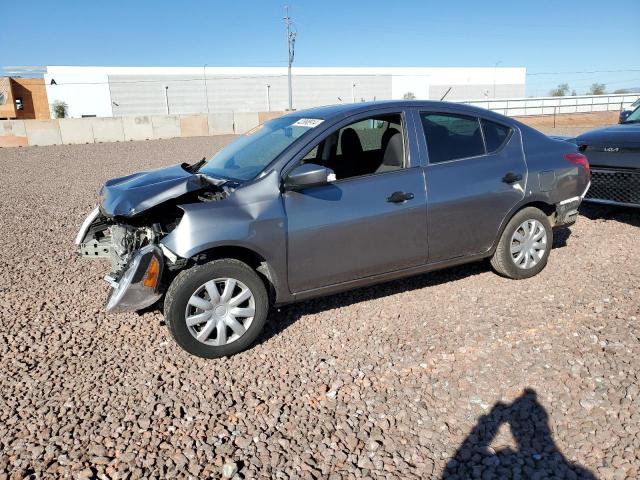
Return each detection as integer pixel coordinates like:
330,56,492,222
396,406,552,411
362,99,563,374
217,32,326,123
106,245,164,313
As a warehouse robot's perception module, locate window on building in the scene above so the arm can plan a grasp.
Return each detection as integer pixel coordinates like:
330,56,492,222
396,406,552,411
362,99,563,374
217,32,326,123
15,98,24,110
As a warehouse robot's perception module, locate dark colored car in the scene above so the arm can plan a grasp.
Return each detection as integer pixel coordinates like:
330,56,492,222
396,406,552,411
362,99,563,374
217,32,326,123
575,106,640,207
76,101,590,358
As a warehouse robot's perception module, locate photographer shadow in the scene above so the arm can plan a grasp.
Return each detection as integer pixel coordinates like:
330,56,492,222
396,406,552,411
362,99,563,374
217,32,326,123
442,389,596,479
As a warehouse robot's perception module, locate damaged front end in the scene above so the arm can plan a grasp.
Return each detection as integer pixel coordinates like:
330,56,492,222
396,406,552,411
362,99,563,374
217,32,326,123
75,162,235,313
76,216,166,313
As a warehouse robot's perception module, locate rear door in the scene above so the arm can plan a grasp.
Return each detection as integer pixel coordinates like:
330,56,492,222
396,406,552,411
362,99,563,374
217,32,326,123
283,110,428,293
414,109,526,262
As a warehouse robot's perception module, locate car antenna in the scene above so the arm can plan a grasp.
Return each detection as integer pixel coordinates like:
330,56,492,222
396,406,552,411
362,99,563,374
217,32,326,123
440,87,452,101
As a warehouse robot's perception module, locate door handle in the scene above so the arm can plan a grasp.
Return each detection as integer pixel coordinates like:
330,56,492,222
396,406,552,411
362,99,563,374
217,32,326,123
387,191,415,203
502,172,523,184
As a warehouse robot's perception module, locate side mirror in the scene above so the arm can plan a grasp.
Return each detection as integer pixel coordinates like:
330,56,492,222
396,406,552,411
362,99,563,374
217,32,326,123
285,163,336,190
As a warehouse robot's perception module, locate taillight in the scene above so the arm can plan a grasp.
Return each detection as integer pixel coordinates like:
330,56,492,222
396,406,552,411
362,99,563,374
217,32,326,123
564,152,590,177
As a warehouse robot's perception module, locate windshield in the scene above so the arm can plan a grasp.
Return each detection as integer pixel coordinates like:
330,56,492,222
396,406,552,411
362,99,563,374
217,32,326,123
199,116,323,181
624,106,640,123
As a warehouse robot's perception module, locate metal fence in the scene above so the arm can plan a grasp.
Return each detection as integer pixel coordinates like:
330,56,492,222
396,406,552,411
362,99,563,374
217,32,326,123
458,93,640,117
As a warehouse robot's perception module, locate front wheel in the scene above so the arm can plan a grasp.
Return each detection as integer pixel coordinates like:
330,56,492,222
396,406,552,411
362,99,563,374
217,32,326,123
490,207,553,280
164,259,269,358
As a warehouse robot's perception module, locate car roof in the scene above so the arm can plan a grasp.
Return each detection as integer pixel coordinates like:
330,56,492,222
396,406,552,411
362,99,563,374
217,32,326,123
280,100,512,124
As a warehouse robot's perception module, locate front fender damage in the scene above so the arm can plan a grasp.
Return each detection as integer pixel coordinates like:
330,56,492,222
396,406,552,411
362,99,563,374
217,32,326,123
76,162,237,313
160,170,283,260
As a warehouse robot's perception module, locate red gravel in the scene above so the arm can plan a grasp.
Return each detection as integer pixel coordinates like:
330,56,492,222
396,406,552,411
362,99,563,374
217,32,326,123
0,137,639,479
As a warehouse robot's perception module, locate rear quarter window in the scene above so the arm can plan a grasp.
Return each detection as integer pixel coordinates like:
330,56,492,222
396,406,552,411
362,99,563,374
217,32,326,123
420,113,485,163
481,119,512,153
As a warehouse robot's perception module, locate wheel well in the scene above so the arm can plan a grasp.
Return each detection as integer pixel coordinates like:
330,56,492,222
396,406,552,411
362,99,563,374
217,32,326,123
489,201,556,256
191,246,276,302
517,201,557,224
521,201,554,217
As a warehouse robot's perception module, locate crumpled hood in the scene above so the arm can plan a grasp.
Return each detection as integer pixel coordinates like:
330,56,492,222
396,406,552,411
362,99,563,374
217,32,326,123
99,163,224,218
576,124,640,148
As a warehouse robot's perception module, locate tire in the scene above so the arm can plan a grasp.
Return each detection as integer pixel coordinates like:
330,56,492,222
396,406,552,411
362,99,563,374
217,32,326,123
164,259,269,358
490,207,553,280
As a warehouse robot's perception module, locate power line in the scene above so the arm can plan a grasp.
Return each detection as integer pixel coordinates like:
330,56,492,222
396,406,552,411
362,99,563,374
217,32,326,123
7,67,640,80
9,71,639,87
15,75,636,89
527,69,640,76
528,78,640,94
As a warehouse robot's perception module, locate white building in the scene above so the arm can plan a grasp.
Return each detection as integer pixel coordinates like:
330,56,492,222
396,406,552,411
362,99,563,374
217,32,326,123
44,66,526,118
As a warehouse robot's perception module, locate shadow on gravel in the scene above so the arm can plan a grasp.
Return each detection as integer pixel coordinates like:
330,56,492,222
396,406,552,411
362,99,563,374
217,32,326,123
579,203,640,228
552,226,572,249
257,260,489,346
441,389,596,480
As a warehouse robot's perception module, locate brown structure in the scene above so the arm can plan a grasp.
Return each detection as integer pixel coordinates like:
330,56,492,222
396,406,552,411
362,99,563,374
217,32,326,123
0,77,50,120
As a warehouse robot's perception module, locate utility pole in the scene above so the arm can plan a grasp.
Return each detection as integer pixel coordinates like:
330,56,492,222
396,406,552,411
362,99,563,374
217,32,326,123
284,6,296,111
203,64,210,114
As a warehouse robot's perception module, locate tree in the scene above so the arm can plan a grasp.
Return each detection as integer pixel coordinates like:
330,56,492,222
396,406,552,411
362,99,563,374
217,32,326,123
549,83,570,97
403,91,416,100
571,90,577,96
588,83,606,95
613,88,629,94
52,100,68,118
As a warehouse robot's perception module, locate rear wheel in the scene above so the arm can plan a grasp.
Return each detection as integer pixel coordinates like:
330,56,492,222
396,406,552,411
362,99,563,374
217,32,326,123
490,207,553,279
164,259,269,358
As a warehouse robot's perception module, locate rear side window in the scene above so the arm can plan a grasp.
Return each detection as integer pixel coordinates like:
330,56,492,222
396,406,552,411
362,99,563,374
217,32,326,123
420,113,485,163
482,119,511,153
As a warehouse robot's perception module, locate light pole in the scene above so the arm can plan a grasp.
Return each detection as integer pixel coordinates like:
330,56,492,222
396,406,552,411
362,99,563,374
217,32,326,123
352,83,356,103
164,85,170,114
284,6,296,111
493,61,503,99
266,84,271,112
203,64,210,114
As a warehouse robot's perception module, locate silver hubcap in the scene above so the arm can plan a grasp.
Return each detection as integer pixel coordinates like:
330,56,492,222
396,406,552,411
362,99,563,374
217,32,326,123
510,219,547,269
185,278,255,346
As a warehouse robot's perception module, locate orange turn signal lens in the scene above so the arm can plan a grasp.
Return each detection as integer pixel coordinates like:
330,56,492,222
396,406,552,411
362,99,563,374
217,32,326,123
143,256,160,288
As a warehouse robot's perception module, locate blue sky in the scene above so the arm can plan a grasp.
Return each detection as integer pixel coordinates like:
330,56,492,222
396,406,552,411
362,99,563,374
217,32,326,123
4,0,639,96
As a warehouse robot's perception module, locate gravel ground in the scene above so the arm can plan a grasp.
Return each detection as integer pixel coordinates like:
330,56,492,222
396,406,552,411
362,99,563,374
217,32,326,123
0,137,639,480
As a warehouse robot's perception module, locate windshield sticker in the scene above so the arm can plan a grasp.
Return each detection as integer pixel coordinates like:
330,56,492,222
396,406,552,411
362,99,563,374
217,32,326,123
292,118,324,128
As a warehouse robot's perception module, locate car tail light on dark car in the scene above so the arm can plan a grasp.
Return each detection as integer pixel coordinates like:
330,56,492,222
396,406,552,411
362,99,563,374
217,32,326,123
564,153,590,177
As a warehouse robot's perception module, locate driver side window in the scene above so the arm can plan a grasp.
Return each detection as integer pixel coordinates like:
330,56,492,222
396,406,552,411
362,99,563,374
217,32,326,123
301,113,406,180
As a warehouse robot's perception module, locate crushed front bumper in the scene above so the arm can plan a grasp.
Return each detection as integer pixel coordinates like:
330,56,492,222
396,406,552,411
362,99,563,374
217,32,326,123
75,207,100,245
75,207,166,313
105,245,164,313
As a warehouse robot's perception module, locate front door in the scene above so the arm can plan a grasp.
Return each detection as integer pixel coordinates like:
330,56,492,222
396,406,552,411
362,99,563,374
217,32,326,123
283,111,428,293
415,111,527,262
